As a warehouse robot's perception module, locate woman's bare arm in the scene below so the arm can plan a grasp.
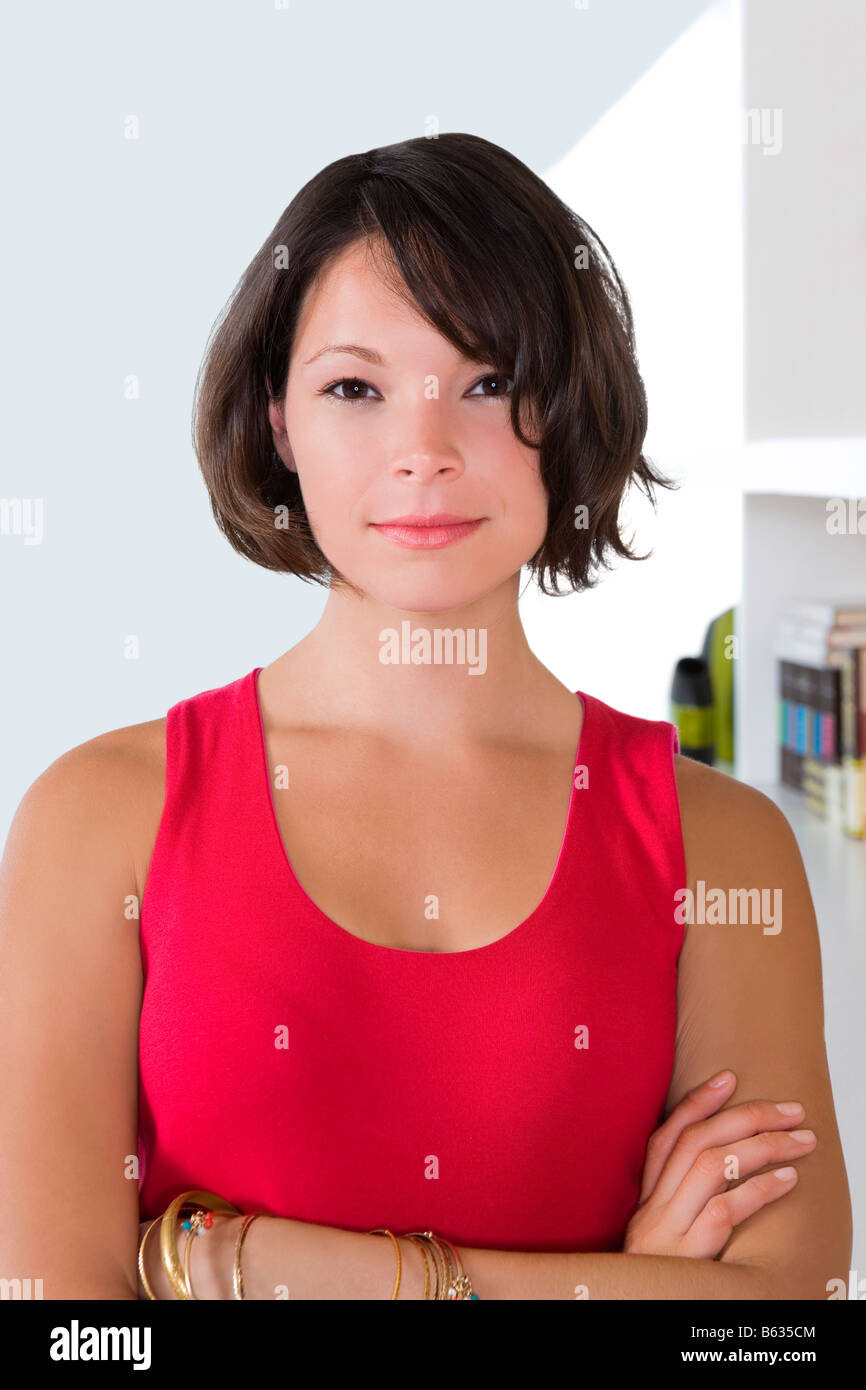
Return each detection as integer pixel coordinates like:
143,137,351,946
0,735,146,1299
140,1206,769,1301
664,756,852,1298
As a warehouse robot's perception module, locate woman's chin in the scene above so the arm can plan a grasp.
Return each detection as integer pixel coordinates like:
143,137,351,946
374,586,487,617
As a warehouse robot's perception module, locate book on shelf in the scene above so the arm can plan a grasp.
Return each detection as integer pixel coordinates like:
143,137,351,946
782,598,866,629
775,598,866,839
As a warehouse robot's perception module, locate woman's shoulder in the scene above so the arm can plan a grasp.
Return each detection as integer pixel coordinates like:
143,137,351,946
16,716,164,808
672,753,796,867
6,718,168,911
7,666,258,906
671,754,812,955
28,717,167,821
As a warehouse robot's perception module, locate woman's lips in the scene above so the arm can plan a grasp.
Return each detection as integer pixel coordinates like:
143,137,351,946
370,518,485,549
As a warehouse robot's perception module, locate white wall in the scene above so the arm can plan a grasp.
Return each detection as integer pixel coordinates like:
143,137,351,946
743,0,866,439
528,0,743,720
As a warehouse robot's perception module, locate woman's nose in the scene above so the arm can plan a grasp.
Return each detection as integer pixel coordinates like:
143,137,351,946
388,448,466,482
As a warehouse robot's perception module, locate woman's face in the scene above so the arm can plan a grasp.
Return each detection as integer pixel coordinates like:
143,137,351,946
269,237,548,614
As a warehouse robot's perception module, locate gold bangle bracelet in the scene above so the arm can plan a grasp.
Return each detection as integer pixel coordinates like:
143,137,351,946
137,1217,161,1301
424,1233,446,1301
368,1227,402,1300
159,1191,243,1301
429,1232,456,1298
425,1232,448,1301
232,1213,264,1301
434,1233,475,1300
404,1234,431,1300
407,1229,475,1300
405,1231,445,1300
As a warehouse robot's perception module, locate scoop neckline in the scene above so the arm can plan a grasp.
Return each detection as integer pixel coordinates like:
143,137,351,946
249,666,589,960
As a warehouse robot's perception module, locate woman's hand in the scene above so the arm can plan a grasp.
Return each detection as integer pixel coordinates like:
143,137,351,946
623,1069,817,1260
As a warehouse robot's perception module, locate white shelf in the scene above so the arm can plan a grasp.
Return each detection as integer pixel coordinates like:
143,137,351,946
740,437,866,497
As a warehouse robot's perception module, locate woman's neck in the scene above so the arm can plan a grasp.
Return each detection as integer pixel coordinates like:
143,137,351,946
261,583,573,748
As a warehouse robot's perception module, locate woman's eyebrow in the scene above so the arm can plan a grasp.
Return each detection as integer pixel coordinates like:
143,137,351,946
302,343,496,369
303,343,385,366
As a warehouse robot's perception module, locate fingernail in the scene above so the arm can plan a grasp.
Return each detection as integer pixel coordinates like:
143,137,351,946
789,1129,815,1143
708,1070,735,1087
774,1167,796,1180
776,1102,803,1115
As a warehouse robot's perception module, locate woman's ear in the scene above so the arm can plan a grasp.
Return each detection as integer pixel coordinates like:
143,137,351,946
273,441,298,475
267,397,297,474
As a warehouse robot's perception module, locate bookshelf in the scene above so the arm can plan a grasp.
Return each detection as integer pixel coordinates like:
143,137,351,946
736,444,866,787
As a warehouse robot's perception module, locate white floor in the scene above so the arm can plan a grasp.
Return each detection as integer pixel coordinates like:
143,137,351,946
747,779,865,1294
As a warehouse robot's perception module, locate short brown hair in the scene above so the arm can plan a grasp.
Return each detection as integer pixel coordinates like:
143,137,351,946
192,131,677,596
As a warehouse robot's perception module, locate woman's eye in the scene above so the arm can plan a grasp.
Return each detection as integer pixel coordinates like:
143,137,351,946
320,378,379,404
467,373,514,398
318,374,514,404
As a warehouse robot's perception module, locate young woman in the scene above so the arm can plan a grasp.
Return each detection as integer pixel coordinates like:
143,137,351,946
0,133,851,1300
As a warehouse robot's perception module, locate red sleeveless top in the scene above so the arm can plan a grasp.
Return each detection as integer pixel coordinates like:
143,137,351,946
138,667,686,1253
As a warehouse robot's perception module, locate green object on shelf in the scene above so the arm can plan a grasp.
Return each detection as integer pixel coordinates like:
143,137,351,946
671,702,714,747
701,606,736,765
670,658,714,763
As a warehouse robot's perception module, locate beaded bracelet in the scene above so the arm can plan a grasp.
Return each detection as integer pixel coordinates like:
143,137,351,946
159,1191,243,1301
181,1208,238,1299
139,1201,262,1300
